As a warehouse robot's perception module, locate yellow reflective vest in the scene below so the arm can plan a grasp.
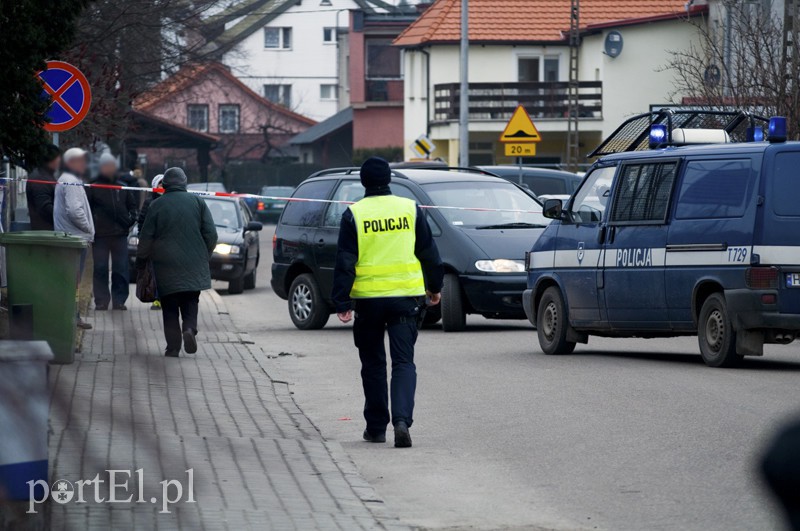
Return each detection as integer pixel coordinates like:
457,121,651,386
349,195,426,298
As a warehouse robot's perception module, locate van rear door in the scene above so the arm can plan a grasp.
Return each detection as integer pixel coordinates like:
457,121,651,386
665,157,760,328
757,148,800,316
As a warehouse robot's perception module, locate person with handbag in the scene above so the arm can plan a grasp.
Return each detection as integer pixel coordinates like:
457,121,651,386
136,167,217,358
87,153,138,310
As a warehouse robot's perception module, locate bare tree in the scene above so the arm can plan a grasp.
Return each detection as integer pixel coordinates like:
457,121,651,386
60,0,221,151
666,1,800,137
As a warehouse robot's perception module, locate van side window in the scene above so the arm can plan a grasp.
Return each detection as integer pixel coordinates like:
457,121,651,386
568,166,615,223
773,152,800,216
324,181,364,227
610,162,677,224
675,160,752,219
281,180,335,227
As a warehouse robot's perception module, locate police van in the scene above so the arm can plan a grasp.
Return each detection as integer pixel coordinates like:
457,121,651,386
522,110,800,367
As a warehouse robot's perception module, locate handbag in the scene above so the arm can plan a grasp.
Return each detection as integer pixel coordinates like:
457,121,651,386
136,261,157,303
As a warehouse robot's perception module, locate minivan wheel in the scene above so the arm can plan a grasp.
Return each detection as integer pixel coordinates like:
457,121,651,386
537,287,576,355
698,293,742,367
441,274,466,332
289,273,330,330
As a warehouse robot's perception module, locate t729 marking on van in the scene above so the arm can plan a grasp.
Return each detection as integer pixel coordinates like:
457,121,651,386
727,246,748,262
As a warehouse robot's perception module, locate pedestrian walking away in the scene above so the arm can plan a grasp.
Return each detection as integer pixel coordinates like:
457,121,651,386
88,152,138,310
25,143,61,230
332,156,444,448
136,167,218,358
55,147,96,330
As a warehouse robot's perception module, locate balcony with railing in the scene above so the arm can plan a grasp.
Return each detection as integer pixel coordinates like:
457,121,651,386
365,79,404,103
432,81,602,123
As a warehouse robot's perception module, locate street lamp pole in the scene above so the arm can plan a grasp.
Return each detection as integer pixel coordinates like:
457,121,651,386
459,0,469,166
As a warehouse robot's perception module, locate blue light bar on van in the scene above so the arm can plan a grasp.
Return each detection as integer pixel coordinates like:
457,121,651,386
649,124,668,148
746,126,765,142
768,116,787,143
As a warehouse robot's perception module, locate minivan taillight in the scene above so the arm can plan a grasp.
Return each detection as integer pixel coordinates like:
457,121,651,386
746,267,779,289
272,233,277,251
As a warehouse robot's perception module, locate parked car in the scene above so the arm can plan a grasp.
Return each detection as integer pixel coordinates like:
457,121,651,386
128,196,262,294
479,166,582,197
203,196,263,294
271,167,549,331
252,186,295,222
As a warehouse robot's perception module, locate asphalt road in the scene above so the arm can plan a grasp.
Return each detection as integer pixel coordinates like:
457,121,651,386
217,228,799,530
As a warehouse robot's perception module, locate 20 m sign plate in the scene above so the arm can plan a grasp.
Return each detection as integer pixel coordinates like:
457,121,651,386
37,61,92,132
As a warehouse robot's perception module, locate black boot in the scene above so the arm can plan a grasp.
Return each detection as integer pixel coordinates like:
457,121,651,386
394,421,412,448
362,430,386,443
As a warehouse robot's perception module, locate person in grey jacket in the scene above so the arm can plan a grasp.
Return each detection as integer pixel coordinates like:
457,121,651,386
55,147,95,330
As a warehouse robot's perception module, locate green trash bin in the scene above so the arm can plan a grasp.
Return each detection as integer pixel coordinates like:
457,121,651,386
0,231,87,364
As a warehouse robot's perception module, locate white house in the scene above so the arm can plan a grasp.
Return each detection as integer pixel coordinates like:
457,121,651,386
200,0,416,122
395,0,709,165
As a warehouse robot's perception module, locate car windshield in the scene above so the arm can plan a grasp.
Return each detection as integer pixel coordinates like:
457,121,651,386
421,181,548,228
204,198,241,228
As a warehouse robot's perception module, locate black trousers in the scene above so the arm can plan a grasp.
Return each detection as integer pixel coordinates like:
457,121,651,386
92,235,129,307
353,297,420,434
160,291,200,351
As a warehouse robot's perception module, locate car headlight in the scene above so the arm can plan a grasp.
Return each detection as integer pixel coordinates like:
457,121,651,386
475,259,526,273
128,236,139,247
214,243,241,255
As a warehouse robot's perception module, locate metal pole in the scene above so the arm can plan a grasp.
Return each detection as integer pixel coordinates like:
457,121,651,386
458,0,469,166
53,132,59,147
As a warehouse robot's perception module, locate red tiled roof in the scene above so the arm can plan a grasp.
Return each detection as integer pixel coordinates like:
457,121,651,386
134,62,316,126
394,0,702,46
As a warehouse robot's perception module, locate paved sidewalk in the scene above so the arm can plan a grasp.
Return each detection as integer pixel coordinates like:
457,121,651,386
45,291,411,530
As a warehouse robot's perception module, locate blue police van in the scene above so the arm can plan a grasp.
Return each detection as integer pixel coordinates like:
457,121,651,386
523,110,800,367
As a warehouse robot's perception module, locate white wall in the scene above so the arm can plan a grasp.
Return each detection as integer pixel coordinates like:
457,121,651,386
402,16,705,159
580,18,704,137
222,1,360,122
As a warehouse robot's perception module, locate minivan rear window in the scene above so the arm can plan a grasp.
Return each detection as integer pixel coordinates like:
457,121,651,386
280,180,335,226
675,159,752,219
773,152,800,216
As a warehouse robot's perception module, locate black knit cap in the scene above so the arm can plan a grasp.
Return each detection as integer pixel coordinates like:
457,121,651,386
360,157,391,189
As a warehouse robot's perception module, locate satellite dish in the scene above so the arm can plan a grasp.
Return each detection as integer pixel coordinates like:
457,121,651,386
604,31,623,58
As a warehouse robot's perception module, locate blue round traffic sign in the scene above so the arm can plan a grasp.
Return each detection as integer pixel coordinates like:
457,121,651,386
37,61,92,132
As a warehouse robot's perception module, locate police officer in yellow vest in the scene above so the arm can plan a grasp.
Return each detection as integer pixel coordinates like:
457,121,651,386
333,157,444,448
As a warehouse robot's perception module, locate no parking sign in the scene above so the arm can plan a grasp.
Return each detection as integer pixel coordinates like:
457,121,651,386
37,61,91,132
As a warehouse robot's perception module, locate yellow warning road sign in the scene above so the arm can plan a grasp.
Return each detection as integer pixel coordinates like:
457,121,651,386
499,106,541,143
504,143,536,157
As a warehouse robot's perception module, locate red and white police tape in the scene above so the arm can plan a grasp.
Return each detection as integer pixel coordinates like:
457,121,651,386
1,177,546,215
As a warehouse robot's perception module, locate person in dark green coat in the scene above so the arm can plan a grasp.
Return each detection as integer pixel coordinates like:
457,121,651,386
136,167,218,357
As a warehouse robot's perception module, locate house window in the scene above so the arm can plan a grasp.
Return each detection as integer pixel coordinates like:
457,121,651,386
219,104,240,134
187,104,209,132
366,39,401,78
264,27,292,49
518,57,560,82
323,27,337,43
320,84,338,100
264,84,292,108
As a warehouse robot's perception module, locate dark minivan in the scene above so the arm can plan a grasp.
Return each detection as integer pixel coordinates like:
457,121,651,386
271,167,549,331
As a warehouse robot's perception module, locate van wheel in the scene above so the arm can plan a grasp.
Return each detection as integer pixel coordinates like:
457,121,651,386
289,273,330,330
537,287,576,355
698,293,742,367
441,274,466,332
